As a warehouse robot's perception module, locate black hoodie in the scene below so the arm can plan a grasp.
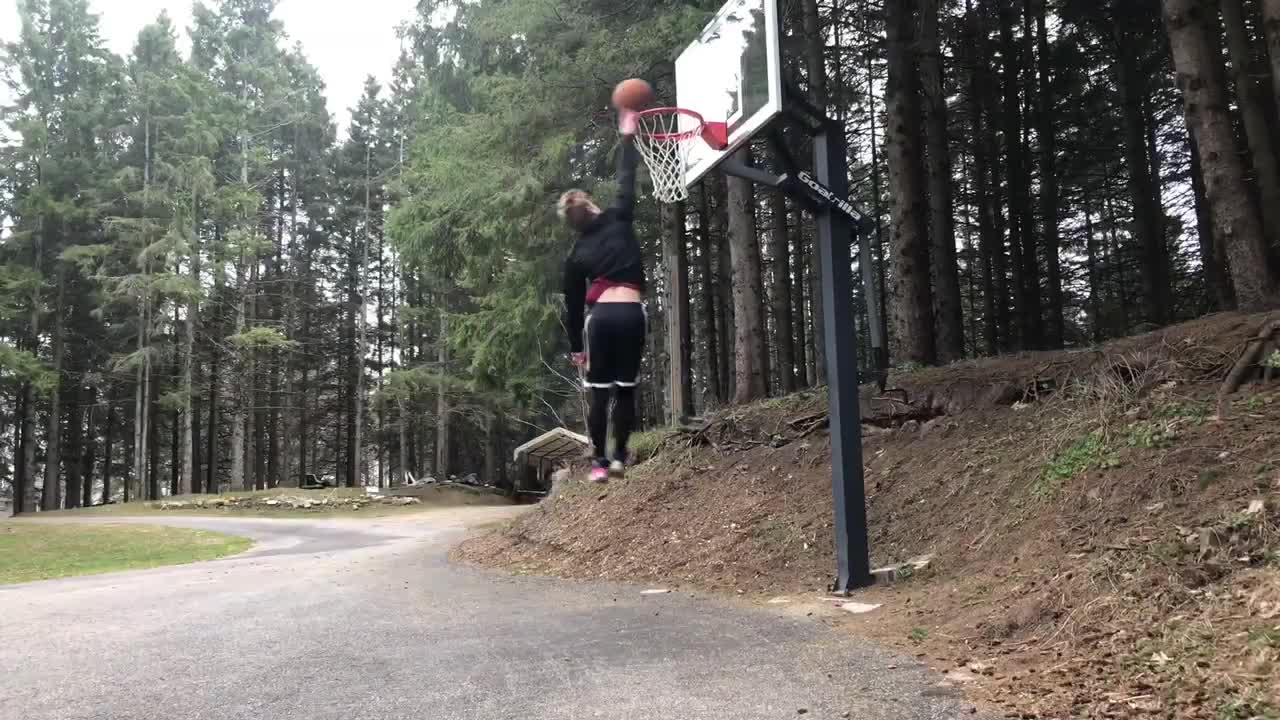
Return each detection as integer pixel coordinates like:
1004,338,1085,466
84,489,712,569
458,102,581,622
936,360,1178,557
562,139,647,353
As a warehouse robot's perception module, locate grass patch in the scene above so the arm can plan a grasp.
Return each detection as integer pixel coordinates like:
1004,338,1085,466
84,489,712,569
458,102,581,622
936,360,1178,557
0,523,251,584
1198,468,1223,491
1247,626,1280,649
628,429,673,464
1036,417,1186,498
1125,420,1178,449
1217,693,1278,720
909,627,929,644
1036,431,1115,498
1153,401,1211,424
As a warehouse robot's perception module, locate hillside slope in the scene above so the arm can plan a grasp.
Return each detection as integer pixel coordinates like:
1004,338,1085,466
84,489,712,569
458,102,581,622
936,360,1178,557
457,312,1280,718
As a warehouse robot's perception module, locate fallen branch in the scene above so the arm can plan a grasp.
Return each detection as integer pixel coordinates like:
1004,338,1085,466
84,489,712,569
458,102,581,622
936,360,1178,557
1216,318,1280,416
787,411,827,429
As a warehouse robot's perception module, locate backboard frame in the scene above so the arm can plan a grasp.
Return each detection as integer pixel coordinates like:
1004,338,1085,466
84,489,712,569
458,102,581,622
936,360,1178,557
674,0,784,187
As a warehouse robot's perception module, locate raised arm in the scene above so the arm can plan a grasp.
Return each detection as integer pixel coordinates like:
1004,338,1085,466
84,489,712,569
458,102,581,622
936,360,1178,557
614,137,639,220
615,109,640,219
562,255,588,354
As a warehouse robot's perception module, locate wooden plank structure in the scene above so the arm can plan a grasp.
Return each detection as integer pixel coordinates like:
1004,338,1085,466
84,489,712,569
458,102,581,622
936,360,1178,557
512,428,590,491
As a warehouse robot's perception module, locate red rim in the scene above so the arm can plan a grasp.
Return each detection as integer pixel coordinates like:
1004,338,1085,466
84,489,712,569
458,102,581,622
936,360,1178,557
636,107,705,142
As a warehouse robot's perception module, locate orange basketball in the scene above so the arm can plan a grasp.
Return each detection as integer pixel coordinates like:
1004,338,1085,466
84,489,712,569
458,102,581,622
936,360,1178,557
612,78,655,111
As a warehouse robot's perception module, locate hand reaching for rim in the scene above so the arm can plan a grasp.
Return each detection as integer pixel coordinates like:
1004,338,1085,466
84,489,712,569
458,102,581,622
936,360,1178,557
619,109,639,137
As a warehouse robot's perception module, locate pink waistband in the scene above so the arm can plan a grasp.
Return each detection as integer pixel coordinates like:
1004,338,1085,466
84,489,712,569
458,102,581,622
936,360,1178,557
586,279,642,305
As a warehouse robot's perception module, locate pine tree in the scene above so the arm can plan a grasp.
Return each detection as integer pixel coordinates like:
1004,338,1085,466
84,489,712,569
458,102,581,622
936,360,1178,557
4,0,125,508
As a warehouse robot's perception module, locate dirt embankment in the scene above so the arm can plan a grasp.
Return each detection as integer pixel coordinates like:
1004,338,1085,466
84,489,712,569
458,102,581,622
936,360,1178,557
457,312,1280,719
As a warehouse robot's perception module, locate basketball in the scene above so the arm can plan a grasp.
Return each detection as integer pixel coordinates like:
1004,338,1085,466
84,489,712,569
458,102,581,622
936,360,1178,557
612,78,655,111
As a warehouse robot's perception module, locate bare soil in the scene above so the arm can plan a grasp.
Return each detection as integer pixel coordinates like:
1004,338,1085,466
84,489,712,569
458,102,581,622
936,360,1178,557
457,312,1280,719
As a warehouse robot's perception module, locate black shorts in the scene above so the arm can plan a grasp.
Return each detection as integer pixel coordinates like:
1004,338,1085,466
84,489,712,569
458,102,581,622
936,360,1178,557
584,302,646,388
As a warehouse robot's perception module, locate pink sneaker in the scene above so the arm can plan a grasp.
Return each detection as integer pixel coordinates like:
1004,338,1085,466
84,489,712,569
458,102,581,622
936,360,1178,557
588,466,610,484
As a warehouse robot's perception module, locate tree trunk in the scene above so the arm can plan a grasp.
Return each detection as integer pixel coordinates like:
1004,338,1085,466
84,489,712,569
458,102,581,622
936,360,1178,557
398,399,410,485
42,269,66,511
269,179,284,490
63,385,83,510
1189,131,1236,310
919,0,965,363
886,0,936,365
136,118,153,502
756,225,771,397
1017,0,1042,348
803,0,828,383
21,380,37,511
968,0,1001,355
170,405,179,497
715,191,735,400
1083,194,1104,343
998,0,1032,349
1143,88,1170,319
484,413,501,487
1035,0,1065,348
1106,193,1132,334
790,210,809,386
725,148,768,403
867,0,890,367
148,365,160,501
181,223,198,496
254,358,266,491
376,235,386,491
230,263,247,492
696,184,721,407
768,191,799,393
250,255,266,492
1221,0,1280,246
103,395,115,506
206,341,220,494
133,291,149,502
1165,0,1279,308
986,51,1012,354
1264,0,1280,120
1115,7,1171,325
663,201,694,420
961,164,982,354
191,385,201,495
81,398,96,508
297,268,311,486
350,148,373,488
267,362,280,488
436,305,451,479
15,386,30,514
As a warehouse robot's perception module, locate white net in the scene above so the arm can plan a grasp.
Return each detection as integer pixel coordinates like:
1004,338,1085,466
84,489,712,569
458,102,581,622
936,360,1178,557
634,110,699,204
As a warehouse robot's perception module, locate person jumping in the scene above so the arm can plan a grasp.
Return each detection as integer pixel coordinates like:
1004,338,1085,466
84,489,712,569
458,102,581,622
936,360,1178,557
559,108,646,484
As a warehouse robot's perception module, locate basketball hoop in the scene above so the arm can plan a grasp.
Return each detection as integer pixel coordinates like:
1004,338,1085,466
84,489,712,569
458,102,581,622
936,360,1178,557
633,108,727,204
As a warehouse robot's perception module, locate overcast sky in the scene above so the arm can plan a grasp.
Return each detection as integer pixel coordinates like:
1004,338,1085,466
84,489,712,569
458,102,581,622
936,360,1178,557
1,0,418,132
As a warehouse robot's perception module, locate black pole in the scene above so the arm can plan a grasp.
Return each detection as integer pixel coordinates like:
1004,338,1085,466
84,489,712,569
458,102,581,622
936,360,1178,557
813,119,872,593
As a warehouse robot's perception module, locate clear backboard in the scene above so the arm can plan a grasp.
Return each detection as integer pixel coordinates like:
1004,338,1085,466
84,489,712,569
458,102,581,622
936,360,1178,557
674,0,783,187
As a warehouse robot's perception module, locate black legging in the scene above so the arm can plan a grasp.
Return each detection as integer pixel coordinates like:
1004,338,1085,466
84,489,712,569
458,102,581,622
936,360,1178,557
583,302,645,464
589,386,636,464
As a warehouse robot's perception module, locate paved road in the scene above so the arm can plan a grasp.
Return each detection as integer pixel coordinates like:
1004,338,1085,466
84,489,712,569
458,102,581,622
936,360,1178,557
0,509,984,720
